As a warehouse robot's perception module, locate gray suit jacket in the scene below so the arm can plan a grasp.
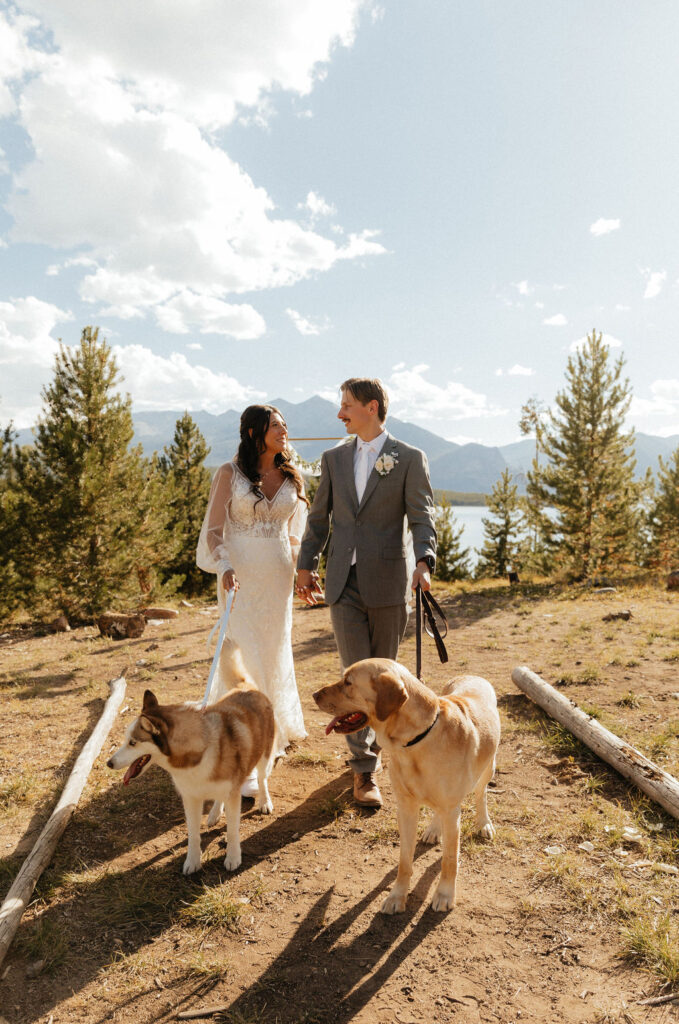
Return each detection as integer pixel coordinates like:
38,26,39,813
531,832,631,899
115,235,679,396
297,433,437,607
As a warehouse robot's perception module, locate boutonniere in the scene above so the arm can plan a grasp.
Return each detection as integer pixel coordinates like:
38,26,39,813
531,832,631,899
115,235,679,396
375,450,399,476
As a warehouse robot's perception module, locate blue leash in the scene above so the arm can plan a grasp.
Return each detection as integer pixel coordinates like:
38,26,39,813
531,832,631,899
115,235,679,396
199,587,236,708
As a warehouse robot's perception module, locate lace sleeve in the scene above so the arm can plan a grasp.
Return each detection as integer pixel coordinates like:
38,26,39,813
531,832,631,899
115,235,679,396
288,494,308,564
196,463,234,576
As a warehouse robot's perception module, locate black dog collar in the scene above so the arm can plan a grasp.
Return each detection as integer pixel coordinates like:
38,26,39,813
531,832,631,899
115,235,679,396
404,711,439,748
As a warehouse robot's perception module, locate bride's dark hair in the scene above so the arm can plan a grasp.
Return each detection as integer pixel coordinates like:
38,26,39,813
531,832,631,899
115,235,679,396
236,405,308,507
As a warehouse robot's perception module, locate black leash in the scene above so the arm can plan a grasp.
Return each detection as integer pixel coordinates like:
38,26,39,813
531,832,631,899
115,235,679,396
415,584,448,680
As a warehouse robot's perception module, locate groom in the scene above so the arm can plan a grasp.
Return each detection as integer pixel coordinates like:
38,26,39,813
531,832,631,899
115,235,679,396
296,377,437,808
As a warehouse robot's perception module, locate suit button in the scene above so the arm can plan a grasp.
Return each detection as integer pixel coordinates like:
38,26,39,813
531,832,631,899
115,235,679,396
347,546,352,552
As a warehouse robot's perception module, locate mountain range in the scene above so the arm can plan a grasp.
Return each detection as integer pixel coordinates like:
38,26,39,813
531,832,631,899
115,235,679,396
15,395,679,495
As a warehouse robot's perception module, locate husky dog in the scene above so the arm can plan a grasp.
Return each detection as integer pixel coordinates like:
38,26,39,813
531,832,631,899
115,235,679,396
107,641,276,874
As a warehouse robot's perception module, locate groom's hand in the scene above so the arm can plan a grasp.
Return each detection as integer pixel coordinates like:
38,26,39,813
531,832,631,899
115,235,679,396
411,560,432,592
296,569,322,605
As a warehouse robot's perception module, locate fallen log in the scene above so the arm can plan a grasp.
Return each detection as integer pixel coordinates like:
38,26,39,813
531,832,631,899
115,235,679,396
0,676,127,968
511,666,679,821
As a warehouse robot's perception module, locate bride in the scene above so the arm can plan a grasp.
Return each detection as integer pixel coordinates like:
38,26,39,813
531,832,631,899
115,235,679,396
196,405,308,791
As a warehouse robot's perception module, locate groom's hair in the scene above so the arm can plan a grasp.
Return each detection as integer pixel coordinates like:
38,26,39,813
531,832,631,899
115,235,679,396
340,377,389,423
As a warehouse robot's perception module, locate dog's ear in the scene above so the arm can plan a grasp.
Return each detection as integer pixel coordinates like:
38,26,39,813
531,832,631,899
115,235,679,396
139,713,170,755
140,714,161,735
374,671,408,721
142,690,159,712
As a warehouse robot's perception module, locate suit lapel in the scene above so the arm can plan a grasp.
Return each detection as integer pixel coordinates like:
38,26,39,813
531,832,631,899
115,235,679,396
357,432,396,512
339,437,359,510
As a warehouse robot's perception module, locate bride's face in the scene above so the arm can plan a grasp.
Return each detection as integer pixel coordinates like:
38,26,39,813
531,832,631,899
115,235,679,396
263,412,288,454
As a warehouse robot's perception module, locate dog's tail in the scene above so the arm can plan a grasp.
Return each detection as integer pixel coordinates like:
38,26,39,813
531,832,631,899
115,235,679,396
217,637,257,695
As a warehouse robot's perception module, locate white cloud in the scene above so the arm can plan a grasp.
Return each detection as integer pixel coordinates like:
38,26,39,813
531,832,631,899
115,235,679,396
18,0,365,129
154,293,266,339
0,296,74,425
569,333,623,352
615,304,631,311
508,364,535,376
543,314,567,326
113,345,265,413
186,342,202,351
495,368,504,377
1,2,384,335
387,365,505,423
298,191,337,222
629,379,679,419
641,269,666,299
590,217,621,236
514,280,533,296
534,301,545,310
286,308,330,336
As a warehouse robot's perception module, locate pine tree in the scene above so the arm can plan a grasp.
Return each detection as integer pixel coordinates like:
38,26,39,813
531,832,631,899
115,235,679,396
0,424,27,619
158,412,212,595
518,397,555,574
527,331,640,580
648,446,679,570
475,470,523,578
19,327,173,620
434,501,471,581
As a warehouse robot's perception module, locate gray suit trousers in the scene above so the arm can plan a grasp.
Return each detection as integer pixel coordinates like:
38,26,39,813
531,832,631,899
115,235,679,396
330,566,408,773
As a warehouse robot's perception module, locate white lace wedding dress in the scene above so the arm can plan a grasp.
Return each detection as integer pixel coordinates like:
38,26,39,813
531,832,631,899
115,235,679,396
196,461,307,755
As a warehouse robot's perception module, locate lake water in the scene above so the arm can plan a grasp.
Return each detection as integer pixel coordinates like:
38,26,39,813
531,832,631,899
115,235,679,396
448,505,486,562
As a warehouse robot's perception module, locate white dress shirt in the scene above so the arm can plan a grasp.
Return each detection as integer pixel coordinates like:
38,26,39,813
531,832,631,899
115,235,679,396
351,430,388,565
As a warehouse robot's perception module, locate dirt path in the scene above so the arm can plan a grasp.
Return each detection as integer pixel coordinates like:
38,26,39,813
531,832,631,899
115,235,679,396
1,580,678,1023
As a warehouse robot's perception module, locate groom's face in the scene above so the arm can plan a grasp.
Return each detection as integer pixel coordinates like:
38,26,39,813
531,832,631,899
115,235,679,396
338,389,377,435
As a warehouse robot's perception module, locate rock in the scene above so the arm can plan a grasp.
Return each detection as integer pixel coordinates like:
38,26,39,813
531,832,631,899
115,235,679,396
667,570,679,591
26,960,45,978
139,606,179,620
49,614,71,632
96,612,146,640
180,599,193,608
602,609,632,622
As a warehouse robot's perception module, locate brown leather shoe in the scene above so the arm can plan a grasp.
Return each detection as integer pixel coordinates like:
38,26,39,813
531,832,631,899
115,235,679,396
353,771,382,808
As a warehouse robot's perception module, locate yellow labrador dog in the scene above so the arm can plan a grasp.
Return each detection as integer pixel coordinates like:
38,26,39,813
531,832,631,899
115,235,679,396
314,658,500,914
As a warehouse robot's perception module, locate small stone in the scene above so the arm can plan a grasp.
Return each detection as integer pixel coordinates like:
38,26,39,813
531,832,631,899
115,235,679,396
26,960,45,978
577,841,594,853
544,845,566,856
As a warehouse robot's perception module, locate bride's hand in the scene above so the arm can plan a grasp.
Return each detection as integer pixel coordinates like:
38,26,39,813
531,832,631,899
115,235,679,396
222,569,239,592
296,569,322,605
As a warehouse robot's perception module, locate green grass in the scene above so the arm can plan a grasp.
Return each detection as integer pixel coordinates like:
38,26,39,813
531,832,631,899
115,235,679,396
288,751,333,768
180,884,244,931
0,769,43,811
555,665,601,686
617,691,640,708
15,916,70,972
621,914,679,985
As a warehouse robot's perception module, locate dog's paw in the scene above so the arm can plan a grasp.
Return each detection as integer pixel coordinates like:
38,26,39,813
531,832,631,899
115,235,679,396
223,850,242,872
258,797,273,815
380,891,407,915
422,820,441,845
477,821,495,841
182,853,202,875
431,886,455,913
206,802,222,827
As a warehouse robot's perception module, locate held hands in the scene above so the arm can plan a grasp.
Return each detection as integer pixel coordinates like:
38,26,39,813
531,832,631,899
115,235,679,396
411,560,432,592
296,569,323,605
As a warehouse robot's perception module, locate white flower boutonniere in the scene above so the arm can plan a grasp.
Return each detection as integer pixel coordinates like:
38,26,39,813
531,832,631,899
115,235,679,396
375,451,399,476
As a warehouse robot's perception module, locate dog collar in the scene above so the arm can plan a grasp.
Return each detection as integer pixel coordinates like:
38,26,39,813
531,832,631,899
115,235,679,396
404,712,439,748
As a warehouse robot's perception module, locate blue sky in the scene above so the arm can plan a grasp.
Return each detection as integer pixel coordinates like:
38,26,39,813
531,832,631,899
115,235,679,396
1,1,678,443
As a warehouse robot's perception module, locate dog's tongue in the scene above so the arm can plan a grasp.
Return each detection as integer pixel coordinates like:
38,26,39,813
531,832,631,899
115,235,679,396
123,756,149,785
325,716,343,736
